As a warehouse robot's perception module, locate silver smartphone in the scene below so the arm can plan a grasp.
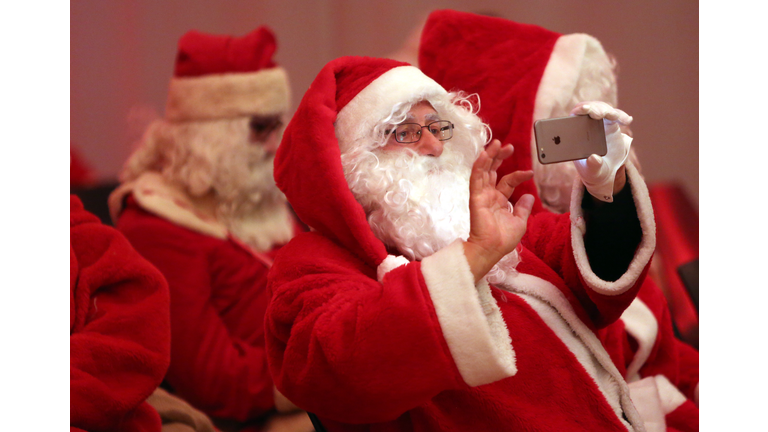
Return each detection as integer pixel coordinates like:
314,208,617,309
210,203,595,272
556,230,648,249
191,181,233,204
534,115,607,165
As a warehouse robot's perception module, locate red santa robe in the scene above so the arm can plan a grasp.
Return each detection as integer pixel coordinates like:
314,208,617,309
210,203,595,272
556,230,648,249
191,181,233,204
599,283,699,432
264,56,658,431
70,195,170,432
108,172,297,425
417,10,698,432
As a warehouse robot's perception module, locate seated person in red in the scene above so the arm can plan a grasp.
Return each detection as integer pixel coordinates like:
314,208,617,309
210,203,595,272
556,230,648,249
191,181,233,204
108,27,311,432
417,10,698,431
70,194,170,432
264,55,657,431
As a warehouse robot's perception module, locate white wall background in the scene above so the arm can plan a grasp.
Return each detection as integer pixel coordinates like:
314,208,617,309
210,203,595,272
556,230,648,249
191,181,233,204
71,0,698,207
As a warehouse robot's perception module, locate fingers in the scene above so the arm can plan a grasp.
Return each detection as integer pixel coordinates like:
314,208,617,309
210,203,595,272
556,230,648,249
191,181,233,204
493,144,514,171
479,139,515,172
570,101,633,125
497,170,534,199
587,154,603,171
512,194,535,223
470,149,491,196
484,139,514,172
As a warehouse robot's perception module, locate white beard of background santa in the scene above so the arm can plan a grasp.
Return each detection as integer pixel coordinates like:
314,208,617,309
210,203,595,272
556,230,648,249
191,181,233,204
121,115,293,251
115,26,294,252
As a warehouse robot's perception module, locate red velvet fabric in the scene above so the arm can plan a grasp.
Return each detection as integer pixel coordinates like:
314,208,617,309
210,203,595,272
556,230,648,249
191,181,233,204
116,197,282,423
419,10,697,431
334,57,409,110
665,399,699,432
648,183,699,347
419,9,560,215
266,226,639,431
598,278,700,403
174,26,278,77
70,195,170,432
266,45,656,429
614,290,698,431
274,56,402,269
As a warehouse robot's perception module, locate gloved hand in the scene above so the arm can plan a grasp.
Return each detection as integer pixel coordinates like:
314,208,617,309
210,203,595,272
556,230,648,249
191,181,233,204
570,101,633,202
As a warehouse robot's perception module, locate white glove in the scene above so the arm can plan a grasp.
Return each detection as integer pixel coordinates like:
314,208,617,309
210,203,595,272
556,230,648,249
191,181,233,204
570,101,633,202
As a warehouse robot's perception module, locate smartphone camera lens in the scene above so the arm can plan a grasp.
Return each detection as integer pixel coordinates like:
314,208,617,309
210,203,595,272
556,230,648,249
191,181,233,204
541,153,546,159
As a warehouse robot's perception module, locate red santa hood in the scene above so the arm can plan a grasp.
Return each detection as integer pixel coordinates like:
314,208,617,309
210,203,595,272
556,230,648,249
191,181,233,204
273,56,448,269
419,9,616,214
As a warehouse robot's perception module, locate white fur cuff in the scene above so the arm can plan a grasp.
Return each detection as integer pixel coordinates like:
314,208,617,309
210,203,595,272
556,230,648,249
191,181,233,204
420,240,516,386
569,160,656,295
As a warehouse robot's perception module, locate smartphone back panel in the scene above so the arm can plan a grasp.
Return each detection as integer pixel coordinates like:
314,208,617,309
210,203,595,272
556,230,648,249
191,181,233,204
534,115,607,164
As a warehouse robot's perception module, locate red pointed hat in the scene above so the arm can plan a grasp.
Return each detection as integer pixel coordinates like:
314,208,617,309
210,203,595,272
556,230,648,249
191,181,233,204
274,56,446,268
165,26,290,122
419,10,615,214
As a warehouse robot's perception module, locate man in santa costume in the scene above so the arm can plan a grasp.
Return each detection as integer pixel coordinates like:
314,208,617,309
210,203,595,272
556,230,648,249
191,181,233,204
71,194,170,432
418,10,699,432
264,48,657,430
108,27,311,432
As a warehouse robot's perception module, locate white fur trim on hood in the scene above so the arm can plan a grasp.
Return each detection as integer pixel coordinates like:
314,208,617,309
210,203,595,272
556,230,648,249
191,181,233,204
335,66,447,156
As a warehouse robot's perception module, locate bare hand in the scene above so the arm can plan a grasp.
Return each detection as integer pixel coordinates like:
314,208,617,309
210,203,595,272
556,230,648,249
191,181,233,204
463,139,534,282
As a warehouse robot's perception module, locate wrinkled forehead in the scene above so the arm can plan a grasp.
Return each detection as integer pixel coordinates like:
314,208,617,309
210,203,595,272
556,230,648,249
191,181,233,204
402,101,440,123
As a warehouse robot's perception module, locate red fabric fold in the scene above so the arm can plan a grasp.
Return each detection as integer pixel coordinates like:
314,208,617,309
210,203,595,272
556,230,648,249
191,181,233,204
70,195,170,432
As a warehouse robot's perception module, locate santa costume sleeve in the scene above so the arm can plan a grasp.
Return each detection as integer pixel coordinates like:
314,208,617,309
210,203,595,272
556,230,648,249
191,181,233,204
117,203,276,422
70,195,170,432
266,232,512,424
418,10,656,329
521,165,655,328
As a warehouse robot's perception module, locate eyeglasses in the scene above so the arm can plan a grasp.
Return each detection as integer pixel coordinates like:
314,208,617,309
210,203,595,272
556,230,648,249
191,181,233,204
385,120,454,144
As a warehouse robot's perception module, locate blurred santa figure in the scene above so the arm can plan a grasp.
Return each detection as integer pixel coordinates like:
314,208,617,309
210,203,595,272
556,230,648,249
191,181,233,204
419,9,698,432
108,26,312,432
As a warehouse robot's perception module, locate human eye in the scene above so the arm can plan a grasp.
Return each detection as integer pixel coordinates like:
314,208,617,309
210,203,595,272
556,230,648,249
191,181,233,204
395,123,420,143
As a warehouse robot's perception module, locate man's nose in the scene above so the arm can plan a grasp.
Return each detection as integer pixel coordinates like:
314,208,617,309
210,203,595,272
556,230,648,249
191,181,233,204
258,130,281,156
416,131,444,157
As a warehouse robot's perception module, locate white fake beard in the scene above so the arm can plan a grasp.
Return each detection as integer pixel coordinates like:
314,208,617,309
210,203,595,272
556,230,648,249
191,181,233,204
213,143,292,251
349,149,471,261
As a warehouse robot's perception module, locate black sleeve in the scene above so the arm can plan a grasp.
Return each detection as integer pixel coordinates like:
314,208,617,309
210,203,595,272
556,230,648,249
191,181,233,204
581,176,643,282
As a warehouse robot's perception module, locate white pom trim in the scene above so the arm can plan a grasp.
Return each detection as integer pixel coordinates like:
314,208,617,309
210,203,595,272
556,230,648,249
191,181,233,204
377,254,410,282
